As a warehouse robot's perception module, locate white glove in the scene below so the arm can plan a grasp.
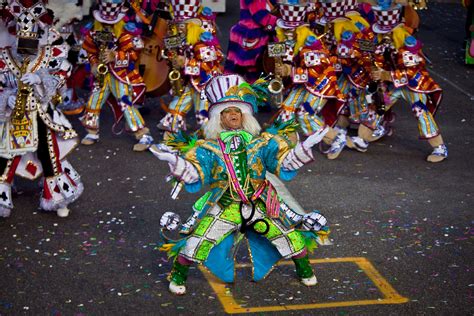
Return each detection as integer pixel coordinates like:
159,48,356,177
302,126,330,149
21,73,42,85
149,144,178,164
160,211,181,231
7,95,16,109
150,144,199,183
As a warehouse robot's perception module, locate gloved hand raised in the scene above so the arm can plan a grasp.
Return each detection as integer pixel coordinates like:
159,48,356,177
149,143,199,184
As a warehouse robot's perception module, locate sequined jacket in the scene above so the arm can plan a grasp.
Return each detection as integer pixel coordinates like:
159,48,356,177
374,37,443,113
296,45,345,100
0,45,78,159
390,47,441,94
82,27,145,87
337,32,374,89
185,40,224,92
182,132,305,229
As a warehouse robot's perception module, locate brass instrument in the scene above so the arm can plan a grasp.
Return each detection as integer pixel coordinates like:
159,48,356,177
164,35,185,96
96,45,109,87
12,57,32,121
267,42,286,105
268,57,284,95
94,30,114,87
168,68,184,95
358,36,391,115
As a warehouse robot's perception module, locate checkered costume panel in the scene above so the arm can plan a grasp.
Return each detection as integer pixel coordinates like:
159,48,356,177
179,203,306,263
98,0,124,21
170,0,201,21
278,4,307,27
373,7,402,31
336,44,351,57
9,0,47,37
345,0,359,12
320,0,346,20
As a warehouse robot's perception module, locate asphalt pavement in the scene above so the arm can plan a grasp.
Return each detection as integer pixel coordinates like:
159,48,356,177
0,2,473,315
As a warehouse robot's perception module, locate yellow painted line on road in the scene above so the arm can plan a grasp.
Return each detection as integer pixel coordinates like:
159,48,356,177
199,257,409,314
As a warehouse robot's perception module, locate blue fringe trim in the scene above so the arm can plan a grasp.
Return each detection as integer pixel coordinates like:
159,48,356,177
121,95,132,106
231,24,268,39
303,101,315,115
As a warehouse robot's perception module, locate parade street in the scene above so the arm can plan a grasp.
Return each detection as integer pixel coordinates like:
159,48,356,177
0,2,473,315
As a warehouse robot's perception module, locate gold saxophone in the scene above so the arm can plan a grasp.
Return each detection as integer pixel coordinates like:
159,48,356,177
267,42,286,105
168,51,184,95
96,44,109,87
163,33,185,96
267,44,285,106
95,30,114,87
12,57,32,121
269,56,284,96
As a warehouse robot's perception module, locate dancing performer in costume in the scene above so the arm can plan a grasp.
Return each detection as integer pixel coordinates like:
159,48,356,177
46,1,93,116
225,0,279,83
369,1,447,162
158,0,223,133
80,0,154,151
0,0,83,218
329,0,389,152
273,0,347,160
151,74,330,295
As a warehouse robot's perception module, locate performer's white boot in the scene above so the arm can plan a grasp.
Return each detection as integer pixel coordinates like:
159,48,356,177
0,182,13,218
0,207,12,218
133,128,154,152
56,207,70,218
301,275,318,286
169,281,186,295
169,259,190,295
427,135,448,163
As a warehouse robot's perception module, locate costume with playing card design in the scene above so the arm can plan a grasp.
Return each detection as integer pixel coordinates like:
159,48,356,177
0,0,83,218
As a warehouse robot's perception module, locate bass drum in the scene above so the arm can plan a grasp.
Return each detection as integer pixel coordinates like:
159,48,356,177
139,17,171,97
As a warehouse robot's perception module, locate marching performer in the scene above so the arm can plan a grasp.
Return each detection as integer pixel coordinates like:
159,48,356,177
273,0,347,160
370,1,447,162
0,0,83,218
329,0,389,152
225,0,279,83
151,74,330,295
80,0,154,151
158,0,223,134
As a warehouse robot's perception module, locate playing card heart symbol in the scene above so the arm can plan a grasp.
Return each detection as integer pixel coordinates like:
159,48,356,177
52,47,62,57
